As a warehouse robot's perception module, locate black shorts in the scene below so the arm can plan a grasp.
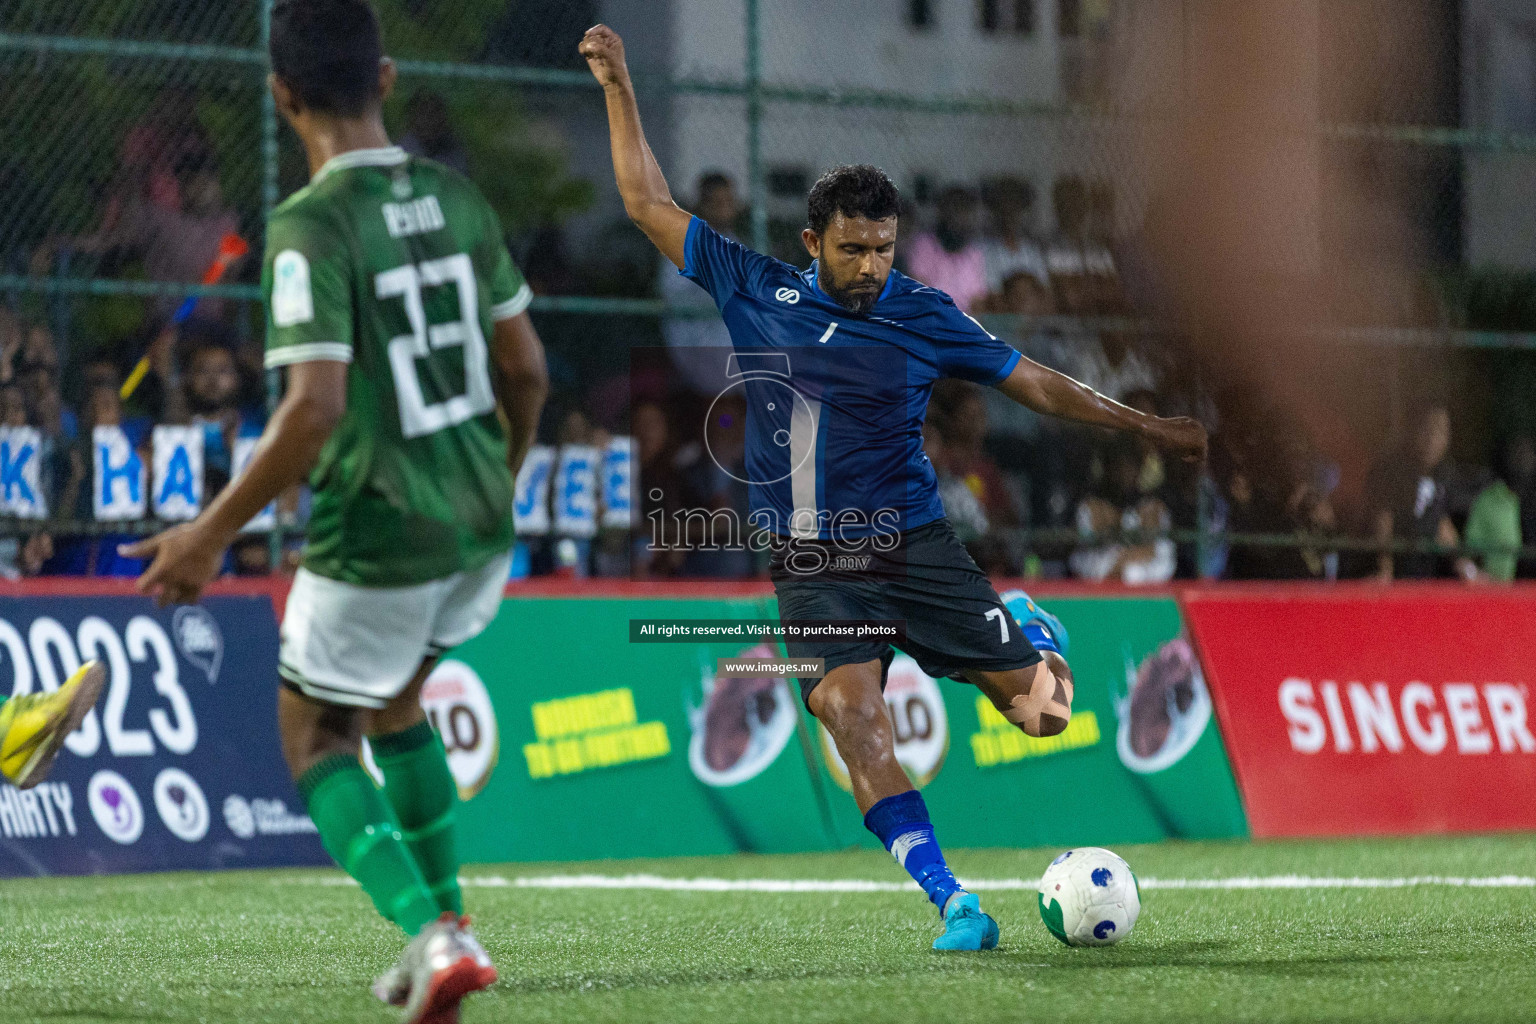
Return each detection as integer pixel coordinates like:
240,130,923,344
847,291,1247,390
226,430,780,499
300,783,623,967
769,517,1041,706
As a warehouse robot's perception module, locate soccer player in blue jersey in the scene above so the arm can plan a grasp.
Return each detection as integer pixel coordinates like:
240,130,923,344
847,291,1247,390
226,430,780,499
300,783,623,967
583,25,1207,951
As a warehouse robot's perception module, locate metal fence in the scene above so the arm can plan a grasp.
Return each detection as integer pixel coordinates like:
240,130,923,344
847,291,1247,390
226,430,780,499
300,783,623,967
9,3,1533,315
3,0,1536,574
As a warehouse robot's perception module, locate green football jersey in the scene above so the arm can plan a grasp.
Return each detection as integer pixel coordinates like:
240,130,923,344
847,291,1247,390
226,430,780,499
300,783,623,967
262,146,531,587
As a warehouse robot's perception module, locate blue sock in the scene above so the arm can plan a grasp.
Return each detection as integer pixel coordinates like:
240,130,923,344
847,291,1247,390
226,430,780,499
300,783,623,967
1023,622,1061,656
864,790,963,914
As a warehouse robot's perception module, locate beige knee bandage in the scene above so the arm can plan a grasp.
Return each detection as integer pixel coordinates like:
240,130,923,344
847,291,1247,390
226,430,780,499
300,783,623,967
1003,661,1074,738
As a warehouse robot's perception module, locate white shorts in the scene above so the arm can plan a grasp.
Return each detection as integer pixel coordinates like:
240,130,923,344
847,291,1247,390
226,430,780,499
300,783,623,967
278,554,510,709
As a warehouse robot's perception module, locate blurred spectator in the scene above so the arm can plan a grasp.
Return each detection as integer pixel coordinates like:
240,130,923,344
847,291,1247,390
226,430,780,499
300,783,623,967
0,309,21,386
906,186,988,313
230,538,273,577
32,91,213,281
588,422,633,579
0,532,53,580
1219,413,1340,581
180,335,274,580
988,270,1056,318
21,357,76,549
1119,388,1176,520
929,381,1020,529
12,321,73,439
0,385,26,428
139,318,254,427
1465,437,1527,583
17,323,62,381
1369,405,1479,582
21,366,76,446
1059,0,1117,102
141,164,241,325
1046,176,1120,315
70,354,152,456
0,376,48,578
558,408,593,447
553,406,598,571
181,340,265,494
184,340,252,428
662,172,743,398
116,90,213,209
1071,439,1175,584
1086,180,1123,312
44,384,147,578
694,171,743,236
1070,332,1158,404
980,177,1049,306
1114,193,1175,322
923,419,990,543
1046,176,1091,312
400,91,469,176
633,399,686,577
980,274,1066,469
77,355,121,402
1504,435,1536,577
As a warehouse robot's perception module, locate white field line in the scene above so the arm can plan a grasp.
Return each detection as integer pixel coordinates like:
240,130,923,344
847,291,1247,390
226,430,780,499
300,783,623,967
1135,875,1536,890
294,872,1536,892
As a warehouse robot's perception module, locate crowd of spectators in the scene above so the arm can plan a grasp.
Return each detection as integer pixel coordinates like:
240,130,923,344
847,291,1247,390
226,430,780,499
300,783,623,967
0,303,275,580
10,93,1533,586
630,169,1189,582
0,92,275,579
621,170,1535,584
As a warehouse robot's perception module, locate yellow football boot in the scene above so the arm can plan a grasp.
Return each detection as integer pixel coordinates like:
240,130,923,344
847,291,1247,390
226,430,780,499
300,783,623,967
0,660,107,789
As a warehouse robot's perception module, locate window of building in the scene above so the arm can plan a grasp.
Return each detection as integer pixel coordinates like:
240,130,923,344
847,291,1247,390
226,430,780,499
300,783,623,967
980,0,1034,36
908,0,936,30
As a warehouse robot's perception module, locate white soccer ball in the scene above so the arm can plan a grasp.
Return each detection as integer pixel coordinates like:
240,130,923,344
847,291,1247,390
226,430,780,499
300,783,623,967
1037,847,1141,947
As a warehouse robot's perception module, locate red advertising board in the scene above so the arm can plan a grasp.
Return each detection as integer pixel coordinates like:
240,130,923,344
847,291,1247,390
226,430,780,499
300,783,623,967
1183,586,1536,837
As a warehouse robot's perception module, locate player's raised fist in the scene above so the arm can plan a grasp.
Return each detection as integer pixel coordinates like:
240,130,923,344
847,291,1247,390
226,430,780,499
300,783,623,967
580,25,630,89
1147,416,1209,464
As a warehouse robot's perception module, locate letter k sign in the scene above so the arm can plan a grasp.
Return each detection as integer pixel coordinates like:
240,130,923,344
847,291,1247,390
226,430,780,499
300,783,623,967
0,439,35,505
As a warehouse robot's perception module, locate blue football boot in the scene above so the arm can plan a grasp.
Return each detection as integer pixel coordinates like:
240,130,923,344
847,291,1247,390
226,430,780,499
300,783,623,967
933,893,1000,951
1000,589,1069,656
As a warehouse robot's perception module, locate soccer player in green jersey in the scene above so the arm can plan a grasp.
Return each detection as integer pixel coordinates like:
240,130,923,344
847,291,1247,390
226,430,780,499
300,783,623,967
124,1,548,1019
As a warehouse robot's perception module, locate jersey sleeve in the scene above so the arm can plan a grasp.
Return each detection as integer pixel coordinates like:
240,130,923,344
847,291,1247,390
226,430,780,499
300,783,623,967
930,299,1022,386
263,208,354,369
680,216,773,310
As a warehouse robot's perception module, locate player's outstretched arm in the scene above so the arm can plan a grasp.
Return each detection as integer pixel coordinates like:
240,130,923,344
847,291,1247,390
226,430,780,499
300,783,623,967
490,312,549,476
581,24,691,269
996,356,1208,463
122,360,347,605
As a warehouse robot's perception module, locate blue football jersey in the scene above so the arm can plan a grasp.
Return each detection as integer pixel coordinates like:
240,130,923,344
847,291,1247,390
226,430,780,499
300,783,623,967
680,217,1021,540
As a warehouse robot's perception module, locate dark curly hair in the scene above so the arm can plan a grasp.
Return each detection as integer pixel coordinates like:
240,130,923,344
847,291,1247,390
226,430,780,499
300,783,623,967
806,165,901,235
270,0,384,117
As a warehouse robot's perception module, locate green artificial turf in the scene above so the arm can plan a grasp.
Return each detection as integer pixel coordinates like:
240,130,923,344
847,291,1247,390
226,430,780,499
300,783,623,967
1,834,1534,1023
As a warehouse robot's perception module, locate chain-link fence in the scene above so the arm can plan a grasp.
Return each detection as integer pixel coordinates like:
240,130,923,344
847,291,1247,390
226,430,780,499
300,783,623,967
3,0,1536,579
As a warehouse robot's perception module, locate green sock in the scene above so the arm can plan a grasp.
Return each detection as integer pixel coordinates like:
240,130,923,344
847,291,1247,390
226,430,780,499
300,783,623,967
371,720,463,915
296,754,440,935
